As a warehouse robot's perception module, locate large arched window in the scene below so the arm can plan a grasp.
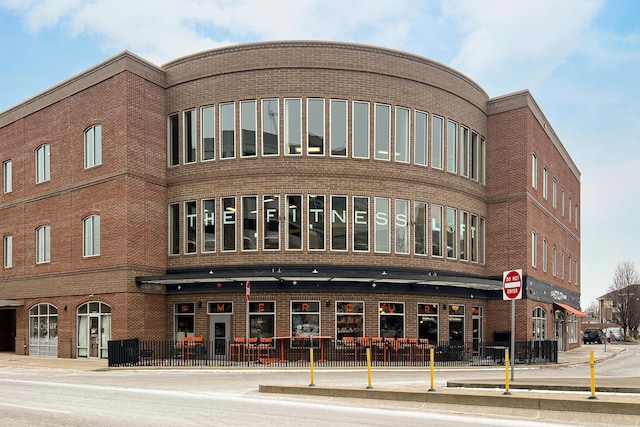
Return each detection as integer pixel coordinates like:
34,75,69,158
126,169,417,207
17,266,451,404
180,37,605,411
532,307,547,341
29,303,58,357
77,302,111,359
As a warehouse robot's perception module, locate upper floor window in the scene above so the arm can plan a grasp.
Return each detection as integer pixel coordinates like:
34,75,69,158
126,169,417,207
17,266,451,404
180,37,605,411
83,215,100,257
542,166,548,199
262,99,279,156
414,111,428,167
184,110,196,163
3,160,11,193
531,153,537,189
353,102,369,159
531,231,537,267
568,196,572,223
201,105,215,161
168,114,179,166
395,107,410,163
459,126,469,177
36,225,51,263
3,235,12,268
542,239,548,272
431,116,444,169
446,120,457,173
84,125,102,168
552,179,557,208
307,99,325,155
374,104,390,160
284,98,302,155
240,101,257,157
330,100,347,157
35,144,50,183
561,189,565,216
220,103,235,159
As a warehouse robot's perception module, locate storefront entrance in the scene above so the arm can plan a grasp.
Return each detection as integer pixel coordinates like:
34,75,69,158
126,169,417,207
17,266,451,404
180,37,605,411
77,302,111,359
210,314,230,357
0,309,16,351
553,310,564,352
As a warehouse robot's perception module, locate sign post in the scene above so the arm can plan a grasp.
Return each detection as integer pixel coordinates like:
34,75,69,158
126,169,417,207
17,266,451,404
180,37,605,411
503,269,522,382
245,281,251,362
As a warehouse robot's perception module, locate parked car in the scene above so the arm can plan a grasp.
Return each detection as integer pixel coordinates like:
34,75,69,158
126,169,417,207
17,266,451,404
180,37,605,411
605,327,622,341
582,328,603,344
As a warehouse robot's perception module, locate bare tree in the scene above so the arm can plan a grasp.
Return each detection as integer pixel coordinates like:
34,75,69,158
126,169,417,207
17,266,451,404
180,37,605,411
608,261,640,339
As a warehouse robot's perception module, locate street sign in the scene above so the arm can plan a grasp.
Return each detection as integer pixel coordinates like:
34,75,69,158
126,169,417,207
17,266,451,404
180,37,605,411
502,269,522,300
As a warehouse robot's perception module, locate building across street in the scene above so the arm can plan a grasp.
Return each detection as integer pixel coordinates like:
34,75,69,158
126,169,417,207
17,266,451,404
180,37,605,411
0,41,582,361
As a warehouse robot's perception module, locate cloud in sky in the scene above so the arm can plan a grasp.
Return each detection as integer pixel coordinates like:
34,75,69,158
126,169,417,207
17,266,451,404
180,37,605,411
1,0,639,306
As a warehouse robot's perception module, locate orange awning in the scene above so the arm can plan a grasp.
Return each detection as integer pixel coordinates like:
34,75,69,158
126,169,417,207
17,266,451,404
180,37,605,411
555,302,586,317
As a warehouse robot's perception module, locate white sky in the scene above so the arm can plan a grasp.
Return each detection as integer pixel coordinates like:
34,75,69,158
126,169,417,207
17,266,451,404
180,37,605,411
1,0,638,308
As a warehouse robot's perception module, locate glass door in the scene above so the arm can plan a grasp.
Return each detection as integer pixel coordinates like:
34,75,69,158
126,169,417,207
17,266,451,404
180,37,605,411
210,315,230,357
89,316,99,357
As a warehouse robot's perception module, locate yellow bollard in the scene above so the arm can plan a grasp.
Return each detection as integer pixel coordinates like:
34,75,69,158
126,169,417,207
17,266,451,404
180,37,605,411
503,347,511,395
428,346,436,392
309,347,315,387
588,350,597,399
366,348,373,389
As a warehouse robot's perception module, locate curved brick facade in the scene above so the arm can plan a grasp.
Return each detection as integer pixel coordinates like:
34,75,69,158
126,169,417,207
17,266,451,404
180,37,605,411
0,41,581,358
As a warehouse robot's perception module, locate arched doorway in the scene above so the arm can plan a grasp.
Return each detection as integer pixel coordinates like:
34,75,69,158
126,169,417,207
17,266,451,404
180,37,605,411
77,302,111,358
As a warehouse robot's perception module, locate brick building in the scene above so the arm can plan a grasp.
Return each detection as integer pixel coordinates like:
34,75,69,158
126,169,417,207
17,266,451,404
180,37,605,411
0,41,582,359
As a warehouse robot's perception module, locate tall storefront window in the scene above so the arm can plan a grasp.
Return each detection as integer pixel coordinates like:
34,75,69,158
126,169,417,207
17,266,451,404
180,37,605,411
308,195,324,250
286,195,302,250
202,199,216,252
291,301,320,337
353,196,369,252
418,303,438,343
174,303,195,340
263,195,280,250
185,201,197,254
250,302,275,339
532,307,547,341
448,304,465,343
222,197,236,251
331,196,347,251
242,196,257,250
379,302,404,338
414,202,427,255
29,303,58,357
569,314,578,343
375,197,390,253
77,302,111,359
336,301,364,339
395,199,409,254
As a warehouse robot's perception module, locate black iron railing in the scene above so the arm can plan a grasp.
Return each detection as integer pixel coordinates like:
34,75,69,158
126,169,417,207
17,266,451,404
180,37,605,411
107,337,557,368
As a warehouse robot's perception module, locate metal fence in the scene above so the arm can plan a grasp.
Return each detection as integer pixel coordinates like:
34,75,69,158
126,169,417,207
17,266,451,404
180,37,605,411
107,338,557,368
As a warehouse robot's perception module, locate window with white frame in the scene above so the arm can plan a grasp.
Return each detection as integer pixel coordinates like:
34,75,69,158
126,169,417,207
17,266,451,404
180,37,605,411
542,239,547,272
446,207,457,259
220,103,235,159
291,301,320,338
168,203,180,255
168,114,179,166
374,103,390,160
568,255,572,283
284,98,302,155
448,304,464,342
184,109,196,163
201,105,215,161
262,99,279,156
331,196,347,251
395,199,409,254
3,160,11,193
432,116,443,169
568,196,572,223
36,225,50,263
242,196,258,250
459,126,469,177
459,211,468,261
479,137,486,185
418,303,438,342
532,307,547,340
222,197,236,252
375,198,390,253
82,215,100,257
431,204,443,257
263,195,280,250
552,179,557,208
395,107,410,163
336,301,364,339
552,246,557,276
471,214,479,263
330,100,347,157
353,101,369,158
414,201,428,256
240,101,257,157
307,99,325,155
414,111,428,166
574,259,579,286
202,198,216,252
353,196,369,252
185,201,197,254
250,301,275,339
84,125,102,168
542,166,548,199
35,144,50,183
561,251,565,279
308,195,324,250
3,235,12,268
446,120,457,173
531,153,537,189
569,314,578,343
379,302,405,338
286,195,302,250
470,132,479,180
531,231,537,267
561,189,565,216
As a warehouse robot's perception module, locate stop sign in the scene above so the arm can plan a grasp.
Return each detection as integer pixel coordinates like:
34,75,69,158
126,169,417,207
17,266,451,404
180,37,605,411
503,269,523,300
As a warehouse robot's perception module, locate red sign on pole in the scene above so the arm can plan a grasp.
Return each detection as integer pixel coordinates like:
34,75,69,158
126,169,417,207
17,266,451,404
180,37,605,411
502,269,522,300
245,281,251,301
